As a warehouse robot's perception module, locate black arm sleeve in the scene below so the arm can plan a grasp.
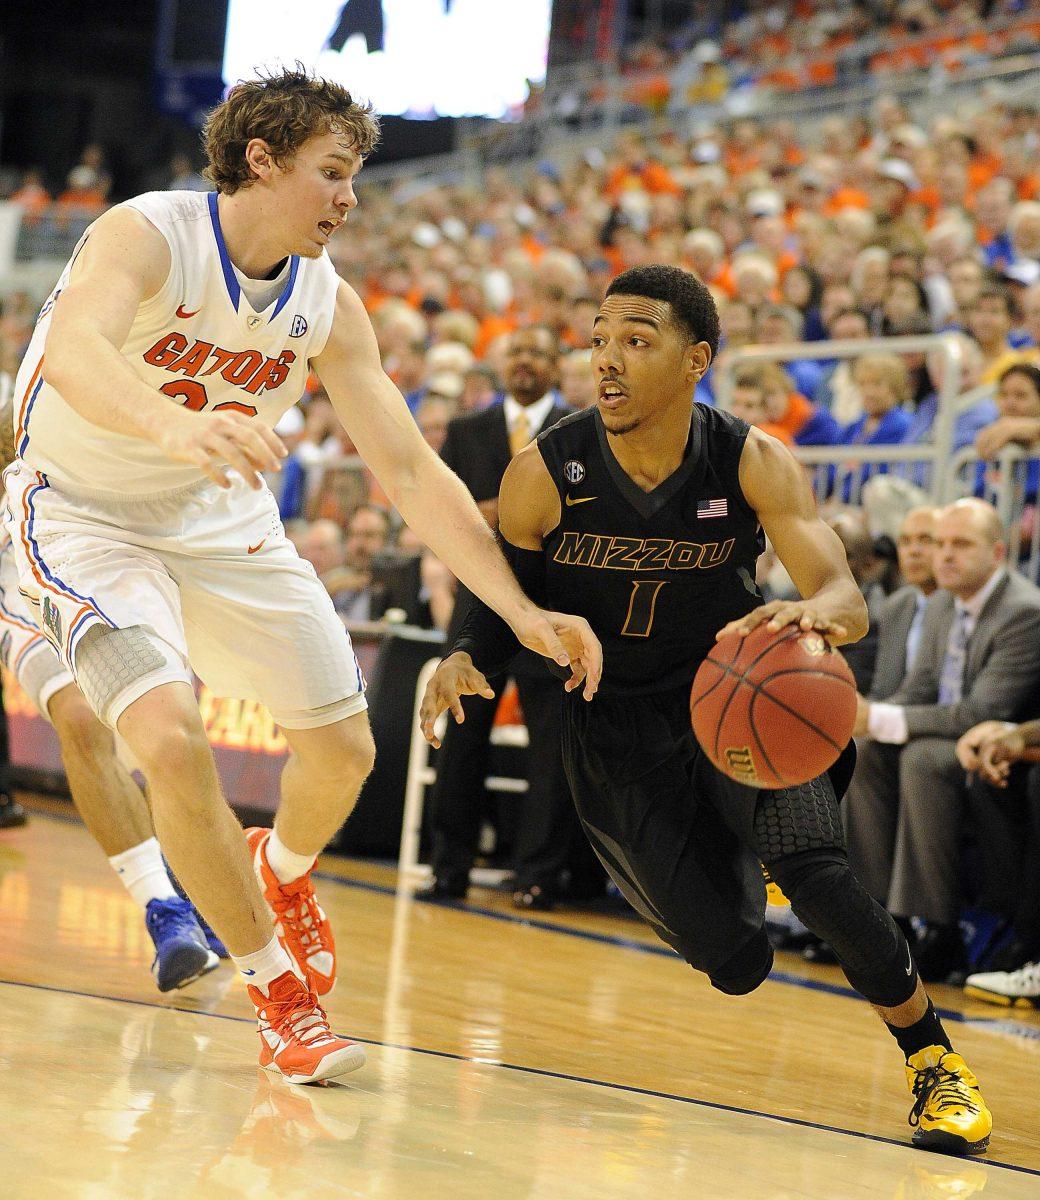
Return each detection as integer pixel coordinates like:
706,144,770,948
447,534,549,677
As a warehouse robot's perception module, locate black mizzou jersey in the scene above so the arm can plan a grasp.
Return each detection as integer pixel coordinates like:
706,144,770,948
537,405,765,697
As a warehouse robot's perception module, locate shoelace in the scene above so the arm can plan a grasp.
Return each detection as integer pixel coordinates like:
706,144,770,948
270,879,327,957
259,989,337,1048
908,1063,980,1127
147,897,199,940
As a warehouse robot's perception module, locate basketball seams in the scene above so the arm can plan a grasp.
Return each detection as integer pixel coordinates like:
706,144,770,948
704,627,802,759
748,679,845,754
693,627,855,786
753,665,858,693
690,622,752,706
745,692,784,785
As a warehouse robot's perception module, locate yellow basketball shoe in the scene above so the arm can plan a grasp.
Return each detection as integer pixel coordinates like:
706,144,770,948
761,863,789,906
905,1046,992,1156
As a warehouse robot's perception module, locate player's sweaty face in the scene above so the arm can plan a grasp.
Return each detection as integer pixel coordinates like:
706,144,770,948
276,131,362,258
591,296,694,434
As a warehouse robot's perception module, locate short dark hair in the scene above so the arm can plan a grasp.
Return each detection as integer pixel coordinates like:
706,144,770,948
999,362,1040,396
971,285,1015,317
605,266,720,357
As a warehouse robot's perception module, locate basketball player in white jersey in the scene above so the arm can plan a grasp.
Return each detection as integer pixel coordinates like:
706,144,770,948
5,68,600,1084
0,394,226,991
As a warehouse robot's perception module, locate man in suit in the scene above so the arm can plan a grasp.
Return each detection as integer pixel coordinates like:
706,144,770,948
844,498,1040,980
800,506,939,965
870,506,940,701
425,326,588,909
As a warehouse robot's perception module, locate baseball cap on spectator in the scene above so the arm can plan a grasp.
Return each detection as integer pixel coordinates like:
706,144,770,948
427,341,475,375
746,188,785,218
889,124,927,150
876,159,920,191
692,39,721,63
441,217,468,243
798,167,829,191
692,139,721,164
411,222,442,248
1001,260,1040,287
426,371,464,401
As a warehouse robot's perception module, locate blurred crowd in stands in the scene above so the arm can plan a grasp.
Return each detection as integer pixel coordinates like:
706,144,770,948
3,6,1040,1000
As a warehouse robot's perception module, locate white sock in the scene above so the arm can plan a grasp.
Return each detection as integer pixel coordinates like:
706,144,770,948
266,828,317,885
109,837,177,910
234,935,298,992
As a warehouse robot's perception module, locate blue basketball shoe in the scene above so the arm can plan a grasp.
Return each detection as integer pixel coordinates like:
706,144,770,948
145,897,220,992
163,858,229,959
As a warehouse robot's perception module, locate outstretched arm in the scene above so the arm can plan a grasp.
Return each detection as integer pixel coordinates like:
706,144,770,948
717,428,868,646
419,443,601,746
315,280,595,669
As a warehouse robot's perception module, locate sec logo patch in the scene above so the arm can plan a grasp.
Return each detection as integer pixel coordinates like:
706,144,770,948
563,460,585,485
290,315,309,337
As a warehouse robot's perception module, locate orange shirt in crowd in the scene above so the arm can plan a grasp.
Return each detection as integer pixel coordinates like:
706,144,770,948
773,391,814,441
473,313,517,360
754,420,794,445
824,187,871,214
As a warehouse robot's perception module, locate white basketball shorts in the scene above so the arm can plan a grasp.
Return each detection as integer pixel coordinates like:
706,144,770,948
2,462,367,730
0,525,74,720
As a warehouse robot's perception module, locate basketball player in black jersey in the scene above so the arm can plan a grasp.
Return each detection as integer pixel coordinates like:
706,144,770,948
419,266,992,1155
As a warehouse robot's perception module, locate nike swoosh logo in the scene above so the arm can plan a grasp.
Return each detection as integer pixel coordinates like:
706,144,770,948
565,495,597,506
904,939,914,976
247,539,267,554
176,304,200,318
241,969,256,976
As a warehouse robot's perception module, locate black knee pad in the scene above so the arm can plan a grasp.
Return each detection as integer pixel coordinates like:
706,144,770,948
708,928,774,996
770,849,917,1008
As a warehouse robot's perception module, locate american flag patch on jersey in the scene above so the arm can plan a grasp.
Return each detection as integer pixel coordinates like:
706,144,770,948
697,498,728,519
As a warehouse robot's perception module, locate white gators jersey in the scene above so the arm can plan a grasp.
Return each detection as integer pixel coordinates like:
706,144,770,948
13,190,339,495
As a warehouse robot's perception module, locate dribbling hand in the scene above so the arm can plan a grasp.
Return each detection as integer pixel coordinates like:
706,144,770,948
716,599,848,646
157,407,287,490
419,653,496,748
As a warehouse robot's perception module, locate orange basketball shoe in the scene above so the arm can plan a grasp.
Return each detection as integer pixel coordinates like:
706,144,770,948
247,970,365,1085
246,827,337,996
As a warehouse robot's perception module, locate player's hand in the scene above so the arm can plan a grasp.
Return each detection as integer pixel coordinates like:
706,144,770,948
509,608,602,700
955,720,1013,772
157,407,287,490
419,652,496,748
716,600,849,646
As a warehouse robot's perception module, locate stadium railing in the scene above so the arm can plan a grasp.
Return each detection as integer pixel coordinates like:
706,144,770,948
716,333,964,497
358,47,1040,195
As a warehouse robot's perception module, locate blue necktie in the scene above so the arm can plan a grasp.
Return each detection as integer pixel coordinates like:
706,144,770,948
938,608,970,704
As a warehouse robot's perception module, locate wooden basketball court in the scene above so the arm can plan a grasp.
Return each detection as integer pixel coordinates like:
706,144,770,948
2,802,1038,1198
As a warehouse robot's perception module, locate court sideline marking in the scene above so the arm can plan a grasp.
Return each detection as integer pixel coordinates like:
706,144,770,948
1,975,1037,1179
316,871,1040,1040
6,810,1038,1039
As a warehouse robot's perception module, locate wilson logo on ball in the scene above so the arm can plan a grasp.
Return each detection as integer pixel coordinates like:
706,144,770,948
724,746,758,782
690,624,857,788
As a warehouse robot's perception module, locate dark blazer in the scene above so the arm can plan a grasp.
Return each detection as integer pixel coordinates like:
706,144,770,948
890,570,1040,740
440,393,571,502
869,585,924,701
441,394,572,669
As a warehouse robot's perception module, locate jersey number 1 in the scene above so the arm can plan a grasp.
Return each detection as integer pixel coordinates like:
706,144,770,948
159,380,258,417
621,580,666,638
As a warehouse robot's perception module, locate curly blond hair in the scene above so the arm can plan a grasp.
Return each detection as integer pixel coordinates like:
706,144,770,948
203,67,380,194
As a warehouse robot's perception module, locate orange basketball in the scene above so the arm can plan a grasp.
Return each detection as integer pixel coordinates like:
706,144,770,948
690,623,857,789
